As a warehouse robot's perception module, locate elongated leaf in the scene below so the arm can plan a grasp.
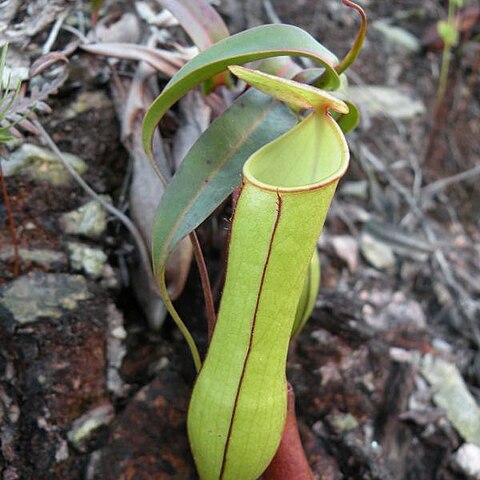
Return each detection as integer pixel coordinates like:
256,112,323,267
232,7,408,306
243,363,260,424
229,65,348,113
158,0,229,50
336,100,359,134
151,89,297,278
143,24,341,158
81,43,186,77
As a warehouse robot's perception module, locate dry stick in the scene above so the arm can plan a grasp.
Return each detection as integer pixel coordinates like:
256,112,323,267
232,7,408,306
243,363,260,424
347,69,424,198
262,0,282,24
421,163,480,200
42,9,70,54
32,120,156,291
358,143,480,347
0,161,19,276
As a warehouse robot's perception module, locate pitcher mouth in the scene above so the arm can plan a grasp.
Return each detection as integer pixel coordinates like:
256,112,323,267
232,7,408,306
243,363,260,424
243,111,350,193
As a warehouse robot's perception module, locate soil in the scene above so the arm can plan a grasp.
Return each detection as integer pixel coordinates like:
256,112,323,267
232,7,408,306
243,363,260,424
1,0,479,479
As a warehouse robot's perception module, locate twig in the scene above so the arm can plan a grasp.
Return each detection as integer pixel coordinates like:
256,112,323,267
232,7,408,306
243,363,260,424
61,24,89,44
0,161,19,276
33,120,156,293
262,0,282,24
330,201,359,236
43,10,70,54
356,142,480,347
422,164,480,199
347,69,424,200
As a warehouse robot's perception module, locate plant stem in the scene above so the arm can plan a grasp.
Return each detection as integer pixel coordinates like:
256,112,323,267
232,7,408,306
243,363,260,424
263,384,313,480
437,40,452,102
335,0,367,75
0,161,19,276
159,270,202,371
189,231,217,341
437,0,456,102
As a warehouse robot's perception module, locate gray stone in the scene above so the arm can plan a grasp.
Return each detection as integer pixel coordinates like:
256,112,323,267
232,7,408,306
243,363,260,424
360,231,396,271
328,413,359,433
67,404,115,450
421,355,480,446
373,20,421,53
453,444,480,479
106,304,128,398
329,235,359,273
349,86,425,120
60,197,110,239
0,247,67,268
1,143,87,185
63,91,113,120
0,273,91,324
362,289,426,331
67,242,108,279
340,180,369,200
2,65,29,88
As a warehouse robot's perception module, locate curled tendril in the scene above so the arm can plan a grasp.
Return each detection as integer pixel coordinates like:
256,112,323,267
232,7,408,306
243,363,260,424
336,0,367,74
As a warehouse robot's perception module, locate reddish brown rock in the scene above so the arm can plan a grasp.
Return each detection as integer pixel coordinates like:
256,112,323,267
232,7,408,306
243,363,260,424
87,369,194,480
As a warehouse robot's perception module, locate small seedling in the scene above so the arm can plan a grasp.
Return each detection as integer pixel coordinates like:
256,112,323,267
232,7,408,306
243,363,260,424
436,0,466,100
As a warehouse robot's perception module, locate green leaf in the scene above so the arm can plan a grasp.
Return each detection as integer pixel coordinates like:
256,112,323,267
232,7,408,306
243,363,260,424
336,100,359,134
437,20,459,46
151,89,297,278
0,43,8,91
143,24,340,159
151,90,297,371
158,0,229,50
291,250,320,337
229,65,359,133
328,73,360,134
229,65,348,113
